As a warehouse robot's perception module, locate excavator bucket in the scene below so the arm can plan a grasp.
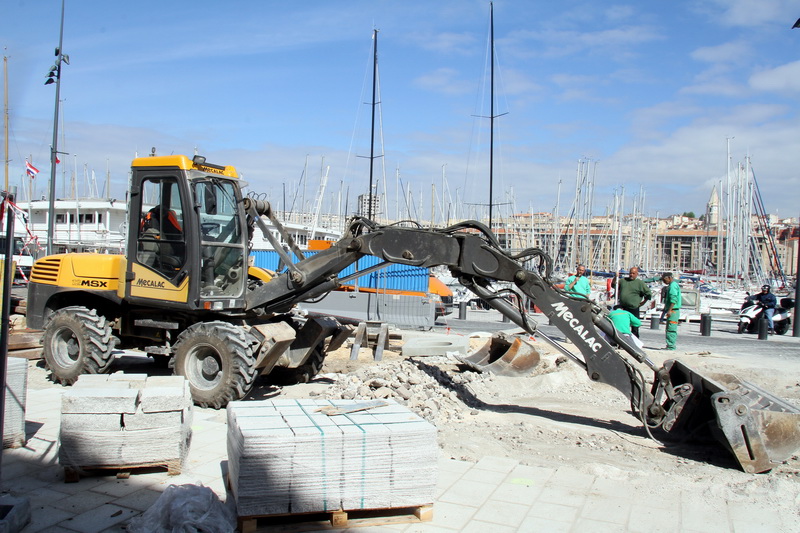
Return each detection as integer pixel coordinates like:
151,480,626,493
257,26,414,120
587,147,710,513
456,333,541,376
664,360,800,473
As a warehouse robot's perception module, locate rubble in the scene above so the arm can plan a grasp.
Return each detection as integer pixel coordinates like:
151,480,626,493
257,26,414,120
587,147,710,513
321,356,497,425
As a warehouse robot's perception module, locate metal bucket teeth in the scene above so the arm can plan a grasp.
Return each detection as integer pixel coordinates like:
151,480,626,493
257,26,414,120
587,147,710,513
456,333,541,376
665,360,800,473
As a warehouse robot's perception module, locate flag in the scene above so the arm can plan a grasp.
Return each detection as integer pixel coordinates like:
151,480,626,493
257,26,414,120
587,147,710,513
56,156,61,164
25,160,40,179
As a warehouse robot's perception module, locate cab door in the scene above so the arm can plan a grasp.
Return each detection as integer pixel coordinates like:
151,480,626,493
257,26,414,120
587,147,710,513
128,175,192,304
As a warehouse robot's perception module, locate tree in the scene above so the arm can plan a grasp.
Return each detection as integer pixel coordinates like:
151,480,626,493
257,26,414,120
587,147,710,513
682,211,696,219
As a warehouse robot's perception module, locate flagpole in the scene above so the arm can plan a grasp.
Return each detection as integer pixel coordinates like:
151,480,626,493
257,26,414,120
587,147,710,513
46,0,66,255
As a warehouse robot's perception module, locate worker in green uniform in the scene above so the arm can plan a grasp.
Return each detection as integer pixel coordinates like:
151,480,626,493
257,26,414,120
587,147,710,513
614,267,652,337
565,264,591,299
608,308,644,349
661,272,682,350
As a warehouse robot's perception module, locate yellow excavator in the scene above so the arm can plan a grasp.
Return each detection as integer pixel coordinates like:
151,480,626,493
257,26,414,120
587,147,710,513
26,154,800,474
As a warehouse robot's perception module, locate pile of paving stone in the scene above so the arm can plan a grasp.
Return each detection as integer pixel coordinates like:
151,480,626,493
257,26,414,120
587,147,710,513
58,373,192,469
321,357,495,425
227,399,437,516
3,358,28,449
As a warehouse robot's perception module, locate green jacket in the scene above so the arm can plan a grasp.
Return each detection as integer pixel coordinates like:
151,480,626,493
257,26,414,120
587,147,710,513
566,275,591,297
608,309,641,335
617,277,652,310
664,281,682,310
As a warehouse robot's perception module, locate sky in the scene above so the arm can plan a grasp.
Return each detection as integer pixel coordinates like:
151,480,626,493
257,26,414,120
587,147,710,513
2,0,800,223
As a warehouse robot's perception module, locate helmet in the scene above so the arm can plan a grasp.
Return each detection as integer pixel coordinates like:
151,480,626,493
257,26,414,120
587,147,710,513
761,285,770,291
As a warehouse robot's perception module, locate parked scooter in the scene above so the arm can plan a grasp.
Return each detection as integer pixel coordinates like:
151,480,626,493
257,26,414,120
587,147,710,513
737,293,794,335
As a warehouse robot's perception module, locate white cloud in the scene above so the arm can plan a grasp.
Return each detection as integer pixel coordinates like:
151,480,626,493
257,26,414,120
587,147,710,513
413,68,474,95
506,25,661,60
749,60,800,93
691,41,752,64
409,31,477,55
705,0,796,27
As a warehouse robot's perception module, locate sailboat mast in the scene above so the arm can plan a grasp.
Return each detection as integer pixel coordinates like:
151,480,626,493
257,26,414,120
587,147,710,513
368,29,378,220
488,2,495,231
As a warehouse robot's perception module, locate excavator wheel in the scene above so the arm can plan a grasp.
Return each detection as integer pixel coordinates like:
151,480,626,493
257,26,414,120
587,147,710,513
42,306,117,385
173,321,259,409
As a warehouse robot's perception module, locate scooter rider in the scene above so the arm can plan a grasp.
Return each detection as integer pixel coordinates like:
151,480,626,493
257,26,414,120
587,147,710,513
753,285,777,333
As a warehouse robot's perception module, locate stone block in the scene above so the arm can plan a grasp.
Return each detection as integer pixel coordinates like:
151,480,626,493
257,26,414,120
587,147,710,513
61,388,140,414
108,372,148,389
402,334,470,357
71,374,110,388
139,386,188,413
123,410,184,431
0,494,31,533
60,413,123,432
227,399,437,516
3,358,27,449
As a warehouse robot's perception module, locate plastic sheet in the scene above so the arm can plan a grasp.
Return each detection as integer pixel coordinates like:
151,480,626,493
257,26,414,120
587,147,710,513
127,484,235,533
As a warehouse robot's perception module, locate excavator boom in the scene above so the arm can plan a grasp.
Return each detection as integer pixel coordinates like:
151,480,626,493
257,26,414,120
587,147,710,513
245,205,800,473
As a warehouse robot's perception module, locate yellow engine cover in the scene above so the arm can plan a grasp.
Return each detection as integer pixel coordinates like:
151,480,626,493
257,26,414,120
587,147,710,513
30,253,123,292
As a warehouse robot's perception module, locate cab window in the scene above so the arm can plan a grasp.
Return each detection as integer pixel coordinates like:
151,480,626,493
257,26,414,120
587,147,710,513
194,179,245,297
136,178,186,277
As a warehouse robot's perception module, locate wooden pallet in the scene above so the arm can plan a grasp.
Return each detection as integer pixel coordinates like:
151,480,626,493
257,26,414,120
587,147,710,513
63,458,182,482
237,504,433,532
8,329,43,360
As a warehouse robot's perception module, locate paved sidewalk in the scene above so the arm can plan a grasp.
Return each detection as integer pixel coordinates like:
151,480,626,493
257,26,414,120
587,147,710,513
1,362,795,533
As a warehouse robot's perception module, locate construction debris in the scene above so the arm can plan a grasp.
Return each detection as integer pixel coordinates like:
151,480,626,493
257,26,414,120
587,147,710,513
322,357,495,425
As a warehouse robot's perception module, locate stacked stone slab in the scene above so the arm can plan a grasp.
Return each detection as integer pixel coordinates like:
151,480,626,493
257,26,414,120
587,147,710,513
3,357,28,448
227,399,437,517
58,373,192,469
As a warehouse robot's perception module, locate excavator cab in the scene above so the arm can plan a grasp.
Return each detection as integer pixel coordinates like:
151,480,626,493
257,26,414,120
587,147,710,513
127,154,249,309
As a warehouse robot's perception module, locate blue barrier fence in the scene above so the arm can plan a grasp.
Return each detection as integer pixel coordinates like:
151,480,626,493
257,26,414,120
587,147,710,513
250,250,429,292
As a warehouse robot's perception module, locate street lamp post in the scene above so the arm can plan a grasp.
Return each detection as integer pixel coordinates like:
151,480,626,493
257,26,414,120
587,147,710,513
793,19,800,336
45,0,68,256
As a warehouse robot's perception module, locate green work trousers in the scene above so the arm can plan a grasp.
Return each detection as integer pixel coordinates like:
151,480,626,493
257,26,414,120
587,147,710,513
666,309,680,350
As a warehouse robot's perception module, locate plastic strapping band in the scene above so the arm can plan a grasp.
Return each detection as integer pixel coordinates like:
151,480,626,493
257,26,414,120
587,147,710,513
297,400,329,511
343,409,368,509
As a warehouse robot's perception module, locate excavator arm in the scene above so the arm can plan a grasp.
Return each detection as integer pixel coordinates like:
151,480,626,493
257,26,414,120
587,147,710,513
244,200,800,473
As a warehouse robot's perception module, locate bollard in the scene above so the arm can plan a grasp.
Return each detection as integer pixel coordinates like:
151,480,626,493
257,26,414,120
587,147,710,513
757,316,769,340
458,301,467,320
650,315,660,330
501,314,510,323
700,313,712,336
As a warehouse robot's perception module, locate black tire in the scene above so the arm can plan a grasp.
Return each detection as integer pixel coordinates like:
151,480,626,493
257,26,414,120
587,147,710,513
737,322,747,334
42,306,117,385
774,320,789,335
173,321,258,409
